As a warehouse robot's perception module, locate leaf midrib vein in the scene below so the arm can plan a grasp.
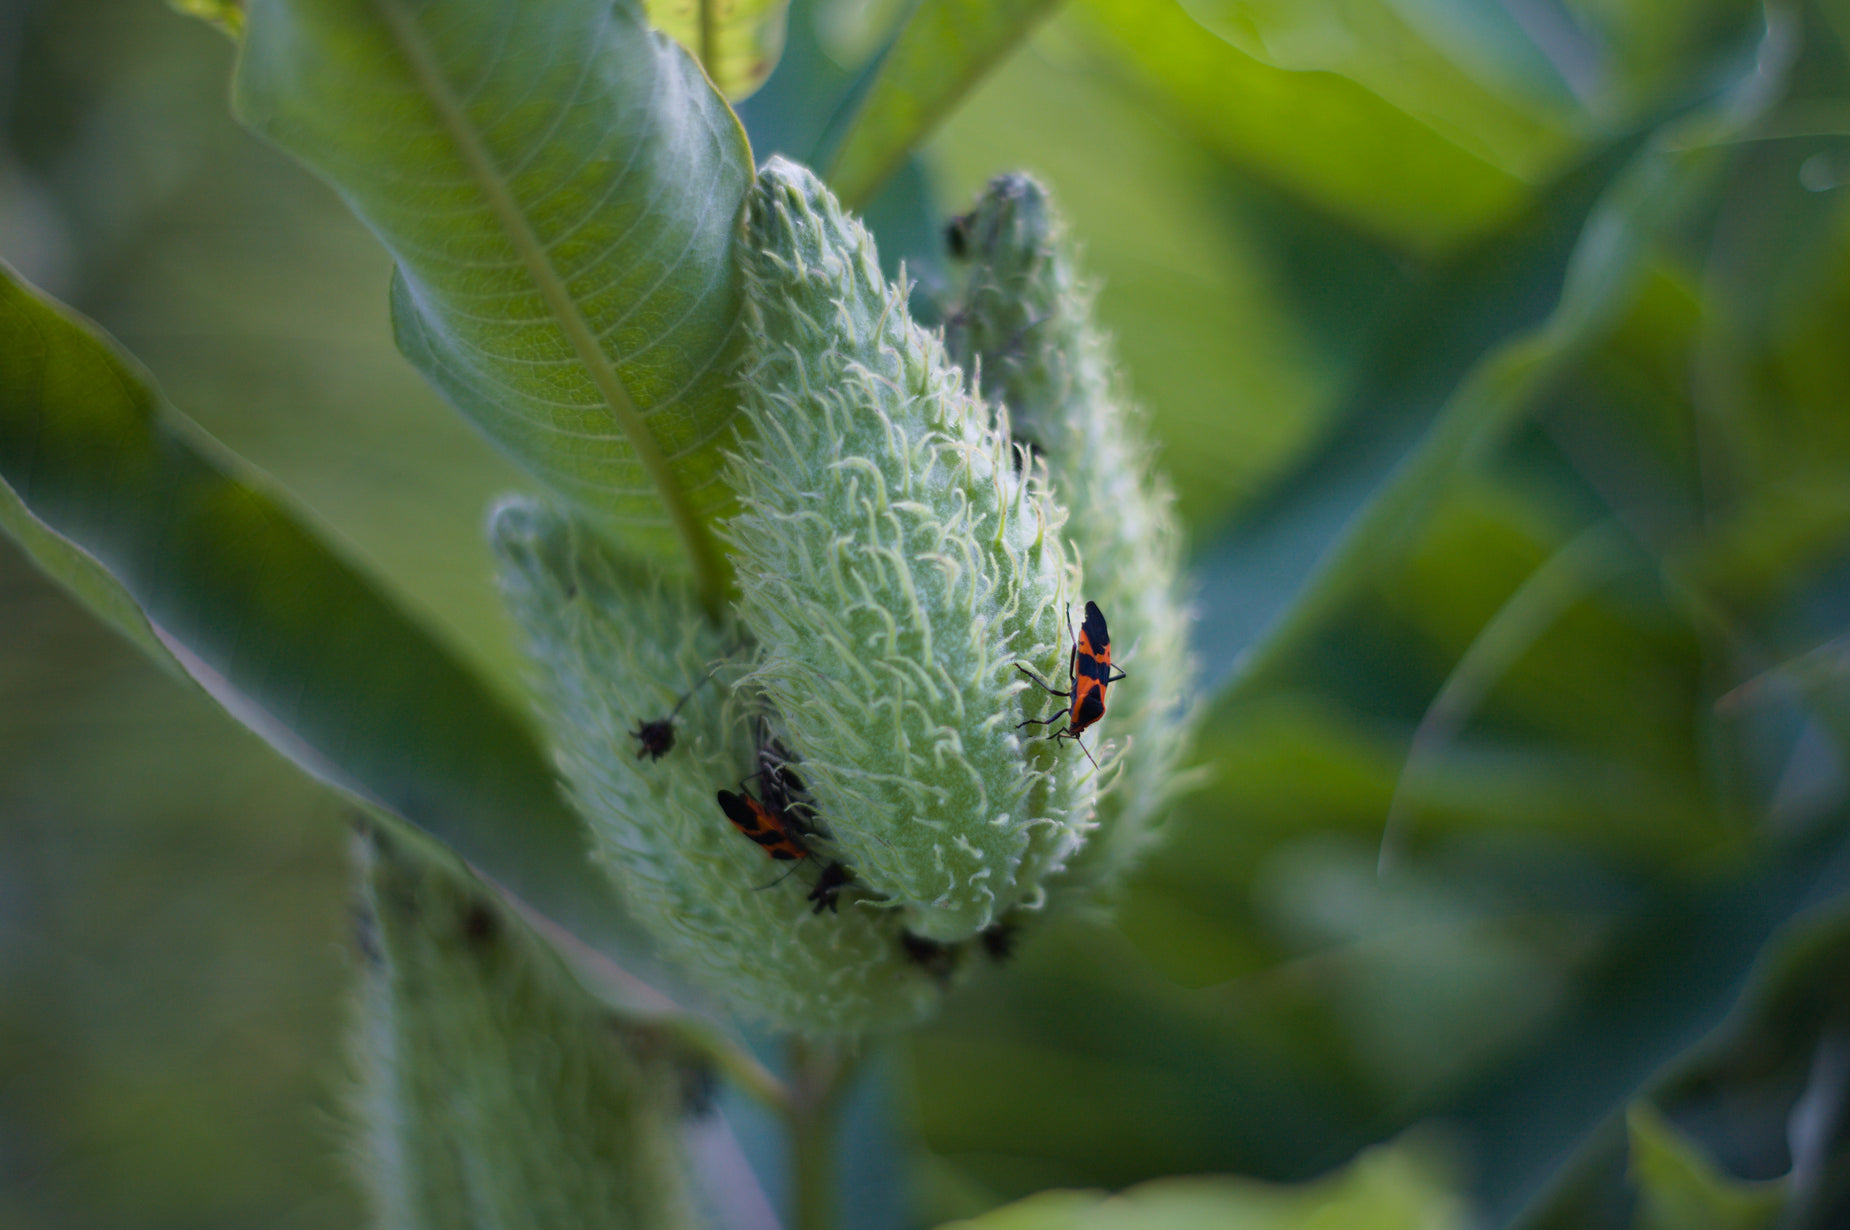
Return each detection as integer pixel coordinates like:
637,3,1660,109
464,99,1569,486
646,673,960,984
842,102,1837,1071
372,0,726,602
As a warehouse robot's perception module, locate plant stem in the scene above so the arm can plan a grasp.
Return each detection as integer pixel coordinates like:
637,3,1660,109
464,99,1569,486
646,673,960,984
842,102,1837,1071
670,1018,788,1109
699,0,717,83
785,1037,855,1230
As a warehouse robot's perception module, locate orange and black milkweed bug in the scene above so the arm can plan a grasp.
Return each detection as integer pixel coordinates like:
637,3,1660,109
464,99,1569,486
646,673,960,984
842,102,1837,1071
716,787,809,861
715,785,852,915
1017,600,1127,767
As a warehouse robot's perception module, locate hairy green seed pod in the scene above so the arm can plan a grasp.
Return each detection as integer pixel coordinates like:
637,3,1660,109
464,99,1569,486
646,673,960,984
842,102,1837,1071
491,497,945,1034
725,158,1093,944
945,173,1196,891
349,828,699,1229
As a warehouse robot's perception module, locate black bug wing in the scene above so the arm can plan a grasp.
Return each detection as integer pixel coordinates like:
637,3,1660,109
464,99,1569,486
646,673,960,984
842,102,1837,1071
1080,600,1110,654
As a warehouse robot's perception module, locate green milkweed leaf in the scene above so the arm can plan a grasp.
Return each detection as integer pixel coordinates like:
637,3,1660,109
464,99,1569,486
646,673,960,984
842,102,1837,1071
0,263,620,943
1079,0,1542,254
1453,821,1850,1229
932,1139,1463,1229
0,470,182,681
1188,134,1644,700
1194,9,1789,704
1626,1102,1787,1230
233,0,754,600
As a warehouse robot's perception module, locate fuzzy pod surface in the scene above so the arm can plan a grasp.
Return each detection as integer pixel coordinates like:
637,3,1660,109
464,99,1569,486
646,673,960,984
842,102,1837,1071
946,173,1196,891
350,828,699,1230
724,157,1095,944
492,497,947,1033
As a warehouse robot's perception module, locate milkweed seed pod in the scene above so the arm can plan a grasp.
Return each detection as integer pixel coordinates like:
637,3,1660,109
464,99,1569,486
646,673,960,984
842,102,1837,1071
945,173,1196,892
349,828,700,1228
724,157,1094,944
491,498,942,1034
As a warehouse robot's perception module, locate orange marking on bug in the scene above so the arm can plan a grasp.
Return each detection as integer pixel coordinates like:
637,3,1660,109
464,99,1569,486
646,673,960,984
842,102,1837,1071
716,788,809,862
717,786,855,914
1017,601,1128,767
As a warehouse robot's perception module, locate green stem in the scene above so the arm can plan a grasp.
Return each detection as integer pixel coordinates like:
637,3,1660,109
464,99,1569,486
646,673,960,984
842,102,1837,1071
785,1037,856,1230
699,0,717,83
665,1018,787,1109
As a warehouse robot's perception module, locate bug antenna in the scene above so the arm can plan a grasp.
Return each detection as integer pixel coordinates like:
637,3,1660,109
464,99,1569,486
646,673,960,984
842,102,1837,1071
668,660,728,718
753,861,804,892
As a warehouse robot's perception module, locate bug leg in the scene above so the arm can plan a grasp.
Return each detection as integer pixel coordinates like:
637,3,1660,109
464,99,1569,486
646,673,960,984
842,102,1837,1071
1015,664,1070,697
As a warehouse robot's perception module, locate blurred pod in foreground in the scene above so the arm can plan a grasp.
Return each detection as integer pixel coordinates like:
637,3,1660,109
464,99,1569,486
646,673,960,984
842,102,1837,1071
350,826,700,1228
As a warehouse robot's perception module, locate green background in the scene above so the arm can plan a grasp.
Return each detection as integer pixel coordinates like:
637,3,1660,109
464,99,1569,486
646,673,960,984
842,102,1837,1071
5,0,1850,1227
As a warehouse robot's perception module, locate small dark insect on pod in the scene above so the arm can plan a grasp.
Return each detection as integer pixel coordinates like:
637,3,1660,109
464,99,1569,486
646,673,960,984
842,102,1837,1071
900,932,962,982
630,716,676,761
629,663,725,761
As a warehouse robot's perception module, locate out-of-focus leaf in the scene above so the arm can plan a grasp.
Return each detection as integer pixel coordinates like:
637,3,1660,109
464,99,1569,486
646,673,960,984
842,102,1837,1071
1177,0,1583,166
1382,522,1639,865
711,1031,905,1229
1397,739,1734,864
826,0,1064,209
1626,1102,1787,1230
353,829,706,1230
0,473,179,679
734,0,853,163
233,0,752,597
839,1047,912,1230
644,0,792,101
1196,0,1796,703
1574,0,1767,108
169,0,245,37
935,1140,1466,1230
1188,133,1644,699
1515,885,1850,1229
910,912,1384,1199
1378,471,1709,775
0,262,622,947
1441,819,1850,1229
1078,0,1548,253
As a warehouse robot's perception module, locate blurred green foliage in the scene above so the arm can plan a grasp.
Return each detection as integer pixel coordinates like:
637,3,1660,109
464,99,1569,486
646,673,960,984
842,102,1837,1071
0,531,356,1227
5,0,1850,1228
